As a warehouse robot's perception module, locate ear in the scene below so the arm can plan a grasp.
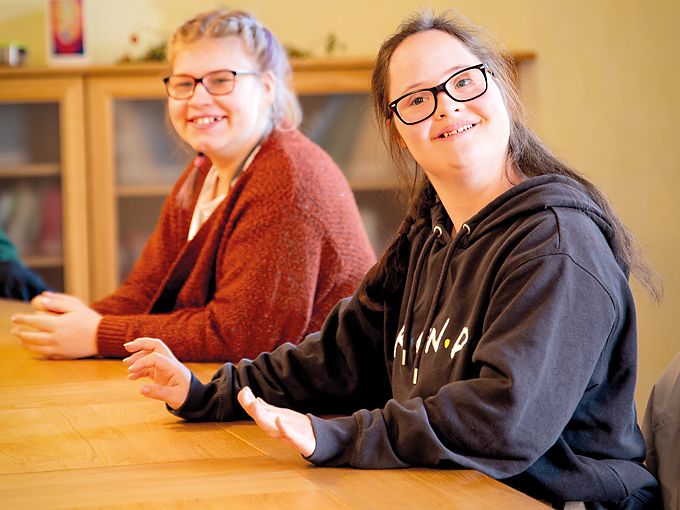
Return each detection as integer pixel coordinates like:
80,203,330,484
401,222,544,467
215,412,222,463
261,70,275,107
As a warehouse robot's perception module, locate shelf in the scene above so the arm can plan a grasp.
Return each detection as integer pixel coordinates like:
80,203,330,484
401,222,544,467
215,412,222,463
116,180,401,198
77,53,536,298
0,163,60,178
117,185,172,197
0,74,89,298
23,254,63,268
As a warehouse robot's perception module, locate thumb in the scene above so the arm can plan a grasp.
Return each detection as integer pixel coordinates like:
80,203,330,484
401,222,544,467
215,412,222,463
140,383,177,407
275,415,289,437
275,414,300,443
37,294,71,314
30,293,48,311
275,415,315,457
238,386,256,408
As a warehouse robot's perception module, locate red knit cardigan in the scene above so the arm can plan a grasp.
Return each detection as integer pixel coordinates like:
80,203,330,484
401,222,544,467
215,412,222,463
91,129,375,361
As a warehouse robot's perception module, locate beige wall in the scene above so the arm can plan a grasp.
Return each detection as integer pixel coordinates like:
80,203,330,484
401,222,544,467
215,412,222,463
2,0,679,411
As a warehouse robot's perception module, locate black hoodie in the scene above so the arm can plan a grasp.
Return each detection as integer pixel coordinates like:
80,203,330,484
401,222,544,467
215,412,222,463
174,175,660,508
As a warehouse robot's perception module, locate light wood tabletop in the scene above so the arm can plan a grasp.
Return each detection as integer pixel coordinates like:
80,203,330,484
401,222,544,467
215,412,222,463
0,298,548,509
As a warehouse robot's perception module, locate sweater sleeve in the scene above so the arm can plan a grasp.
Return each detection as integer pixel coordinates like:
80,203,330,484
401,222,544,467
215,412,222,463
96,197,338,361
307,253,620,477
170,293,392,423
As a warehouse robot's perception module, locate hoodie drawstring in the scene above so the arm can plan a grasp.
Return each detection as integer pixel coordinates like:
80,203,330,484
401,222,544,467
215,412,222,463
410,223,470,385
401,225,442,367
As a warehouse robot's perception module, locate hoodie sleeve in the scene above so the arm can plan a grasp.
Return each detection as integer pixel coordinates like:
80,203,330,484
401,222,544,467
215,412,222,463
171,293,393,422
307,252,620,477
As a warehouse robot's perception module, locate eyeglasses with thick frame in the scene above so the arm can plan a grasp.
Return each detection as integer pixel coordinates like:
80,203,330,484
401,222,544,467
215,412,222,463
163,69,259,100
388,63,492,125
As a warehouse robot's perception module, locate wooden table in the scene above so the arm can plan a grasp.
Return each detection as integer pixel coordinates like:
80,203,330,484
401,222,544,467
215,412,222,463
0,299,548,509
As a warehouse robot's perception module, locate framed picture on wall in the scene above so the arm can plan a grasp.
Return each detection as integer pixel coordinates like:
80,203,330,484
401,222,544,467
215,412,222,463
47,0,88,65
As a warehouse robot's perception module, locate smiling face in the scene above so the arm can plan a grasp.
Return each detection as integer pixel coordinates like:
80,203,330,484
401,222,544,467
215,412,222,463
388,30,511,188
168,36,273,167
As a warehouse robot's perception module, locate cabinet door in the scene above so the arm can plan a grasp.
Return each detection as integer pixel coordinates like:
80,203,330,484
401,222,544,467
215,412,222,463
298,92,403,252
86,73,189,300
292,60,406,255
0,76,89,299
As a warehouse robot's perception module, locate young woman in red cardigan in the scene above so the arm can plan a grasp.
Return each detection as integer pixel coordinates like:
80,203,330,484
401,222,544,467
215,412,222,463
11,9,375,362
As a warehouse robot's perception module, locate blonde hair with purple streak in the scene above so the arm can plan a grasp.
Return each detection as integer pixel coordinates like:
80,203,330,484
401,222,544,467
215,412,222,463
167,9,301,130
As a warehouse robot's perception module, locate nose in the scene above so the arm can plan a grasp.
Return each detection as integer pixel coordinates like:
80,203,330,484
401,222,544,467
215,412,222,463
435,90,461,119
189,81,212,103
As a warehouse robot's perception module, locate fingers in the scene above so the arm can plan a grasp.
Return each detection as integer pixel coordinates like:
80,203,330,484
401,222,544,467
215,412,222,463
21,342,57,357
11,313,58,332
237,388,316,456
11,328,53,345
11,314,59,356
126,365,157,381
30,292,75,314
124,337,158,353
238,386,255,404
122,350,146,367
12,329,59,358
30,293,49,311
126,350,189,384
126,351,174,376
237,387,259,416
238,387,279,432
126,351,190,409
123,337,171,357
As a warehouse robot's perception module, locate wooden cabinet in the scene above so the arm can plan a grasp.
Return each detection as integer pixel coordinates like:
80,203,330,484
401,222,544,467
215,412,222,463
1,53,534,302
84,66,184,302
0,70,89,299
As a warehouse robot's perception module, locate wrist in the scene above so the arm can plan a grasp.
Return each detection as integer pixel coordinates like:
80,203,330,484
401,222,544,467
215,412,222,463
90,314,103,356
168,372,201,419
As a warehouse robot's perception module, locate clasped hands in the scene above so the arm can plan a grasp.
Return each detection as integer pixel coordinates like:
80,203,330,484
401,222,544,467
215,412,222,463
10,291,100,359
123,337,316,457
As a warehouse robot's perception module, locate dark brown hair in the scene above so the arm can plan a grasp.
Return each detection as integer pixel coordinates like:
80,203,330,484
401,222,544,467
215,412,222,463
360,9,661,307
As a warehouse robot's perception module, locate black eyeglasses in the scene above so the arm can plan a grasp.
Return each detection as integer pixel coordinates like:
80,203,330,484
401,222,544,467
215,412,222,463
163,69,259,100
388,63,492,125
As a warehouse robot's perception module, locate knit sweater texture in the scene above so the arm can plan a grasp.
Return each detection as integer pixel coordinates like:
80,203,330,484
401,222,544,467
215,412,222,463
91,129,375,361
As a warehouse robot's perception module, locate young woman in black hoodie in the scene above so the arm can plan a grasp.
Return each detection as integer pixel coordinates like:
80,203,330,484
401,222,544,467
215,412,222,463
124,10,662,509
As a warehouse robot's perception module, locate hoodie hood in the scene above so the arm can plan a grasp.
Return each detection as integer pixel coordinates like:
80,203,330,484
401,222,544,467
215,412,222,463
402,174,621,383
430,174,617,261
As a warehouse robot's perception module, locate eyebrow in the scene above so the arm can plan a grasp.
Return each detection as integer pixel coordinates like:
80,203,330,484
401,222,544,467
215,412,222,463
395,64,475,97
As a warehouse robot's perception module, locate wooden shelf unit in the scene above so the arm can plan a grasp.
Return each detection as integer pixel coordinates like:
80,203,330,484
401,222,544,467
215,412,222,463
0,72,89,298
0,52,535,301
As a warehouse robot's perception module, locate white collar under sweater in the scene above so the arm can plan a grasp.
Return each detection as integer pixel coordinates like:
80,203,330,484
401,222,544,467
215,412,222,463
187,144,263,241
